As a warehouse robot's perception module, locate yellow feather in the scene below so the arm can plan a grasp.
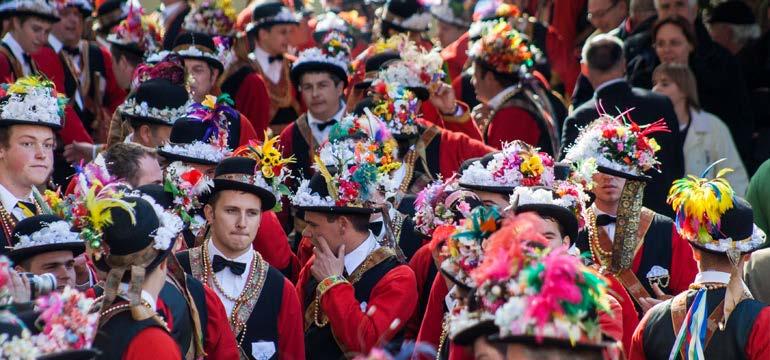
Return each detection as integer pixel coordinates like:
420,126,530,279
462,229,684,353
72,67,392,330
314,155,338,201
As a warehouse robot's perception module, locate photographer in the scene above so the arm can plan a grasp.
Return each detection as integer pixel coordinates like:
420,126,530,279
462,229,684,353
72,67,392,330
8,214,85,295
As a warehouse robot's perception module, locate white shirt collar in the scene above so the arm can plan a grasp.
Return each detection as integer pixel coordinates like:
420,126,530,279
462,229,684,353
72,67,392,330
2,33,29,72
344,232,379,275
0,183,30,212
252,45,272,64
487,85,519,110
594,77,627,93
694,270,731,285
160,2,184,21
118,283,158,311
307,101,346,124
208,238,254,265
48,34,63,54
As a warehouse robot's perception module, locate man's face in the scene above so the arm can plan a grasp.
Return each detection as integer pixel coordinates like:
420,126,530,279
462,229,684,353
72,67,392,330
257,24,295,55
110,48,135,90
656,0,696,23
707,22,733,51
473,190,510,210
437,20,465,48
473,337,505,360
135,124,172,148
587,0,627,34
303,211,344,253
204,190,262,256
51,7,84,46
184,59,218,102
188,162,216,179
299,72,343,120
0,125,55,188
592,172,626,205
529,214,570,249
19,250,76,290
471,64,495,103
133,154,163,187
12,17,52,54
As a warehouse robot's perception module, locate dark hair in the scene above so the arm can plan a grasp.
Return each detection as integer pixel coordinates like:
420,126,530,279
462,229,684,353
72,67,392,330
474,59,520,88
299,71,344,87
652,15,696,48
0,127,9,148
325,213,371,233
582,34,625,71
540,215,567,239
110,44,143,67
103,142,157,187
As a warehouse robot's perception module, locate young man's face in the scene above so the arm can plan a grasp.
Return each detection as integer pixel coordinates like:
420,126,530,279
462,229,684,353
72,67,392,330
12,17,52,54
184,58,219,102
204,190,262,256
472,190,510,211
299,72,343,120
132,154,163,187
257,24,296,55
134,124,172,149
51,7,84,46
471,64,495,103
529,214,570,249
17,250,76,291
656,0,696,23
0,125,55,188
591,172,625,205
110,47,135,90
303,211,345,253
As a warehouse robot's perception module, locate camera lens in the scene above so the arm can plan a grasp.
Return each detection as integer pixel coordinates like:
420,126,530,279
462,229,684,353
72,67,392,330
21,273,57,299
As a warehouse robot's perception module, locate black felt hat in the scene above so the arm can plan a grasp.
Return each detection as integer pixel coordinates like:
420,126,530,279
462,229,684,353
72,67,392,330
354,51,401,90
94,0,126,33
451,289,499,345
9,214,84,265
294,171,377,215
459,153,516,195
689,197,765,255
290,53,350,89
708,1,756,25
3,0,60,23
211,157,277,211
596,165,651,182
245,1,299,34
380,0,430,32
511,187,580,243
172,31,224,73
157,117,232,165
136,184,175,211
120,78,190,127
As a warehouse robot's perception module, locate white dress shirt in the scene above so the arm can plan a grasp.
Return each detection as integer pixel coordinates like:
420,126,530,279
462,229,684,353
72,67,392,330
117,283,158,311
487,84,519,110
0,183,32,220
208,239,255,317
593,206,617,241
48,34,84,110
344,232,379,275
693,270,731,285
250,46,283,84
307,101,346,144
2,33,31,76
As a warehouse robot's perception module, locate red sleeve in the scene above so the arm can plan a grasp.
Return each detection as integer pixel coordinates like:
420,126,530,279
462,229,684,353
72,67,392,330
543,0,586,95
122,327,182,360
99,45,127,114
438,129,495,179
420,102,447,129
238,113,258,146
253,211,300,283
668,228,698,295
605,273,639,354
746,307,770,359
599,293,624,342
202,285,239,360
486,107,541,150
277,278,305,360
403,246,433,339
440,33,469,80
234,73,271,136
320,265,418,354
415,275,449,348
628,304,651,360
59,105,94,145
0,53,12,83
451,76,463,105
440,102,483,141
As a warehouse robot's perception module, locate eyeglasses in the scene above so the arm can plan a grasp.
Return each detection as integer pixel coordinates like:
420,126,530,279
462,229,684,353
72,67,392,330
587,0,619,21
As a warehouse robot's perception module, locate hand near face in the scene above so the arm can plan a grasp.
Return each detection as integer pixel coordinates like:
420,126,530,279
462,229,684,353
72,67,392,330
429,83,458,115
311,237,345,281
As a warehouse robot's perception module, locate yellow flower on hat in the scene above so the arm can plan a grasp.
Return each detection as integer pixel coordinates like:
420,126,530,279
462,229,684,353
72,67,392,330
202,95,217,109
520,155,544,177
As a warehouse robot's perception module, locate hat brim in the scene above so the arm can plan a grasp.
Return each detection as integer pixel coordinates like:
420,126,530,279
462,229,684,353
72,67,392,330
452,319,498,346
439,267,472,292
8,242,85,265
212,179,277,211
408,86,430,101
121,113,174,127
157,148,219,166
596,166,651,182
295,205,377,215
514,204,579,242
0,118,62,130
38,349,102,360
688,234,764,256
246,20,299,34
178,54,224,74
93,229,176,274
108,41,144,58
488,333,609,351
459,183,515,195
6,10,59,22
291,62,349,88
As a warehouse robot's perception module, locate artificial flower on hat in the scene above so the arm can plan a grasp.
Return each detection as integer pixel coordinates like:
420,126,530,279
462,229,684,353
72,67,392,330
105,4,161,57
162,161,214,226
158,94,235,164
510,179,591,231
374,39,445,96
370,81,422,138
472,0,522,21
440,205,502,290
230,134,295,210
459,140,555,191
0,75,68,129
468,19,540,77
564,109,669,179
291,30,353,86
413,177,478,237
319,112,401,174
182,0,236,37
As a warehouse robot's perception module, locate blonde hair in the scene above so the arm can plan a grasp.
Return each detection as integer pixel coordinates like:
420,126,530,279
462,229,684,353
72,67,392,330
652,63,700,110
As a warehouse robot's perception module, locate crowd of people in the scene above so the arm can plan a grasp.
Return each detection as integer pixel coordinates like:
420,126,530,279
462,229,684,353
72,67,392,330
0,0,769,359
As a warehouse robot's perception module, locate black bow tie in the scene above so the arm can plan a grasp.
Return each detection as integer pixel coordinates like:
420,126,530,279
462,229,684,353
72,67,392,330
368,221,384,236
63,46,80,56
596,214,617,227
268,54,284,63
316,119,337,131
211,255,246,275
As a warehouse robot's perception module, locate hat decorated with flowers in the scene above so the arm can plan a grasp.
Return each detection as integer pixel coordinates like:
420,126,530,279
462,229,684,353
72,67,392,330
379,0,432,32
158,94,236,165
370,82,422,139
93,0,137,35
291,31,353,88
431,0,473,27
509,180,591,242
215,135,295,211
667,163,765,256
293,141,400,215
564,109,669,181
119,78,191,127
413,177,481,238
439,205,501,291
245,1,299,34
373,41,445,100
0,0,59,22
8,214,83,265
105,4,161,58
319,113,401,173
0,76,67,130
312,11,357,43
160,161,213,225
469,20,539,79
459,141,556,194
56,0,92,17
182,0,236,37
353,33,411,90
472,0,521,22
172,31,225,73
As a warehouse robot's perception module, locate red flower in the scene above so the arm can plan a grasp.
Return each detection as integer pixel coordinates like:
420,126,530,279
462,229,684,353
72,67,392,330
374,81,387,95
419,72,431,85
602,128,616,139
180,169,204,186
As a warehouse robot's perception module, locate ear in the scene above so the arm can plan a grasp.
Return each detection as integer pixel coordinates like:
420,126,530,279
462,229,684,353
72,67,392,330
203,203,215,223
563,235,571,248
138,124,152,144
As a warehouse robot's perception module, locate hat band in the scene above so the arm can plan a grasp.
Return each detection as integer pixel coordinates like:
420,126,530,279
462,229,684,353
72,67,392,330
173,43,216,56
692,225,766,253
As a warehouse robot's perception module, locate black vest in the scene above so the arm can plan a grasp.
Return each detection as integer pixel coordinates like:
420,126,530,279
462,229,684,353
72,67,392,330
303,256,403,360
176,250,285,360
94,308,181,360
642,288,766,359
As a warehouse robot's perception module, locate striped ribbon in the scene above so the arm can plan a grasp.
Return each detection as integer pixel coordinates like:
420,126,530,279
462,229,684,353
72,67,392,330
669,288,708,360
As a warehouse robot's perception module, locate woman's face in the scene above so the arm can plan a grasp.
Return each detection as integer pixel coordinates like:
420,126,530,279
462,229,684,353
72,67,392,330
655,23,694,65
652,74,686,106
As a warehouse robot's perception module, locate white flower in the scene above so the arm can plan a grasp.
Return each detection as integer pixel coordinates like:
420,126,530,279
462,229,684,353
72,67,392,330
13,221,81,250
160,141,231,163
1,88,62,126
138,195,183,250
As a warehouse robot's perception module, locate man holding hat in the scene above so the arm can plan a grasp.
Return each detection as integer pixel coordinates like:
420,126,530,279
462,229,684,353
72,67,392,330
630,168,770,360
176,142,304,360
565,114,698,316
